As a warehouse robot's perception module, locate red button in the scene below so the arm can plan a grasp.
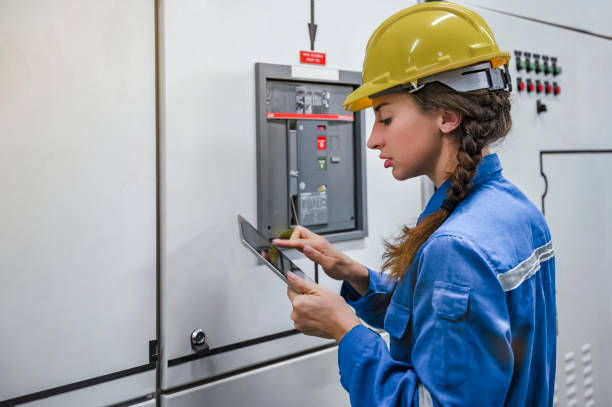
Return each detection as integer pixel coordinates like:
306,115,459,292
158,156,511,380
537,84,544,93
519,82,525,91
546,85,552,94
554,86,561,95
317,136,326,150
528,83,535,92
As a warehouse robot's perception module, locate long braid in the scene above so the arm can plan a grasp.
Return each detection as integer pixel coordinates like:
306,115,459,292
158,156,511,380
383,84,512,280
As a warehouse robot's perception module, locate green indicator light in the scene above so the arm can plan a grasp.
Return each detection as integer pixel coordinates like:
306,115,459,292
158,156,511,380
555,67,562,74
520,61,527,69
529,63,536,70
317,157,327,171
545,66,552,73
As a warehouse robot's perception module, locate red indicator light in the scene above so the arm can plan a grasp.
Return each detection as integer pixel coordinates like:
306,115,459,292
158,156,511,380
554,86,561,95
317,125,326,131
519,82,525,91
528,83,535,92
537,84,544,93
546,85,552,94
317,136,327,150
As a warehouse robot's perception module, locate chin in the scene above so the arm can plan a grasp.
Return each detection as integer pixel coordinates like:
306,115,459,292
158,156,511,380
391,168,408,181
391,166,418,181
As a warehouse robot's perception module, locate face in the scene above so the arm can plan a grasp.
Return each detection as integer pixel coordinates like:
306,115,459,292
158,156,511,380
368,93,444,181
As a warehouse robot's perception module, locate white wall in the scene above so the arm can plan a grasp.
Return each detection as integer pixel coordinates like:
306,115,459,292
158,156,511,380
159,0,422,392
0,0,157,404
458,0,612,38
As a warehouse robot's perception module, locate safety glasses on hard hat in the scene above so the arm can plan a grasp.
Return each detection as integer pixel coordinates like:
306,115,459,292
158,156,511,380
370,61,513,99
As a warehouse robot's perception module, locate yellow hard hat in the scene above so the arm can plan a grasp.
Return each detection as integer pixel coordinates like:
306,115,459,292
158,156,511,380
344,2,511,112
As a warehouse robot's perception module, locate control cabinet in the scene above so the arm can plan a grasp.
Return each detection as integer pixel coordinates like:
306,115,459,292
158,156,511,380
255,63,367,242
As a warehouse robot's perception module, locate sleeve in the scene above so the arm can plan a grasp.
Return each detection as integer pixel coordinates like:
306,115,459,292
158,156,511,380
337,235,514,407
340,267,396,329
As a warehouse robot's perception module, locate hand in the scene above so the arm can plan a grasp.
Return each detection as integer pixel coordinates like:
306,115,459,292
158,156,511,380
286,271,361,342
273,226,366,282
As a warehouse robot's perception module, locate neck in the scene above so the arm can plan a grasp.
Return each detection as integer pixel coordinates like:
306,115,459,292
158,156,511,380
428,144,490,188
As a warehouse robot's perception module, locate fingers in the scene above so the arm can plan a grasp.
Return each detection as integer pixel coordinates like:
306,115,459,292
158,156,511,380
272,238,308,249
291,225,316,239
289,228,303,240
302,245,335,271
287,271,317,294
287,286,299,301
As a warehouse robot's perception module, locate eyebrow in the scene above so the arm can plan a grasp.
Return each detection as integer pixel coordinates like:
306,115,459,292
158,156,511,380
373,103,389,113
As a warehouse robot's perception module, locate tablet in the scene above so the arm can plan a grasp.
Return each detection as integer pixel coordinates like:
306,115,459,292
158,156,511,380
237,215,311,293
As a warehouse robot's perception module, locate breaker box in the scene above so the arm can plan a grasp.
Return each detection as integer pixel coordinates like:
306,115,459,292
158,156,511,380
255,63,367,242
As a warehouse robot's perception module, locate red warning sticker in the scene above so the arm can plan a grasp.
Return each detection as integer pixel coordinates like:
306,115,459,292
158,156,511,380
300,51,326,65
317,136,326,150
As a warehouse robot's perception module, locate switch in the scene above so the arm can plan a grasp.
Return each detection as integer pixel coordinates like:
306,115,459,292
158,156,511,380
330,156,341,164
524,52,533,72
553,82,561,96
543,56,551,75
527,79,534,93
317,157,327,171
534,54,542,74
536,80,543,94
517,77,525,92
317,136,326,150
551,57,561,76
515,50,525,71
537,100,547,114
545,81,552,95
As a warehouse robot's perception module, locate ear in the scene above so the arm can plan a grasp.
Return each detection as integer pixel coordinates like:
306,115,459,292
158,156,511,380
438,109,462,134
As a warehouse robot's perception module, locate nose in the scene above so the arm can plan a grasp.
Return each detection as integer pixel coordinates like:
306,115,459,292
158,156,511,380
367,125,384,150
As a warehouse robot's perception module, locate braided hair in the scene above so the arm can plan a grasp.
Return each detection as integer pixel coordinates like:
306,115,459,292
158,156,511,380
382,82,512,280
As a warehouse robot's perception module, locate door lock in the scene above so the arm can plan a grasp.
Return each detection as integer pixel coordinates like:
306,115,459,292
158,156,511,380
191,329,209,353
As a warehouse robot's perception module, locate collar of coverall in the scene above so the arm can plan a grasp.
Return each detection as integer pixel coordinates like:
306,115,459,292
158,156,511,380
417,153,503,224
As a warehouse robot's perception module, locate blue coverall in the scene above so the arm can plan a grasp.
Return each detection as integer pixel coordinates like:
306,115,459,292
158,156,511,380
338,154,556,406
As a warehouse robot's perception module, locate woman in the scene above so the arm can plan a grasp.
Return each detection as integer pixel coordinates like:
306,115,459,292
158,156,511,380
273,3,556,406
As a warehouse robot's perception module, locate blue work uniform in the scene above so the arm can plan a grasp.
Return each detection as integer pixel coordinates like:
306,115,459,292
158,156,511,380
338,154,556,406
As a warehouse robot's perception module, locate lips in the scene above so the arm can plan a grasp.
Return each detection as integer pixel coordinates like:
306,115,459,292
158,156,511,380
380,155,392,168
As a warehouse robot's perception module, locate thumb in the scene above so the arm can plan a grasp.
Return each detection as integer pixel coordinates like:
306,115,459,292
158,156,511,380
287,271,316,294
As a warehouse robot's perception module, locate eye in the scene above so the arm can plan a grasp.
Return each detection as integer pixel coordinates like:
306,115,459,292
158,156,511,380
378,118,392,126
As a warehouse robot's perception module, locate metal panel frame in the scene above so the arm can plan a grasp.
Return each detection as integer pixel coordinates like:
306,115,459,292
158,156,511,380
540,150,612,407
255,62,368,243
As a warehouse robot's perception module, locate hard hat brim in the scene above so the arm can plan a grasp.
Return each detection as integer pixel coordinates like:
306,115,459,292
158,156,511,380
343,53,510,112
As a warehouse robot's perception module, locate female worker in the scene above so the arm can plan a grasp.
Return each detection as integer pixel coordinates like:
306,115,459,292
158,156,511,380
273,2,556,406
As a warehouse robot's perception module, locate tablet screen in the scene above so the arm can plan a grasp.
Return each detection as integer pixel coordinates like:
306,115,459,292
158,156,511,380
238,215,309,282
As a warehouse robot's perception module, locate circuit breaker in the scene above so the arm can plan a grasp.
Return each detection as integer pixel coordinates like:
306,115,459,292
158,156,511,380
255,63,367,242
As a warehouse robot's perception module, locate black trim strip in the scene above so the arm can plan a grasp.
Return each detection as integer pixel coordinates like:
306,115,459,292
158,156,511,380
540,149,612,154
154,0,162,404
168,329,300,367
540,149,612,214
104,394,155,407
466,3,612,41
163,342,337,396
0,363,156,407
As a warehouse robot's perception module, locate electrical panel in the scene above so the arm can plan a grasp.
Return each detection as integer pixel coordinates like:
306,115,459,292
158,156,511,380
514,50,562,114
255,63,367,242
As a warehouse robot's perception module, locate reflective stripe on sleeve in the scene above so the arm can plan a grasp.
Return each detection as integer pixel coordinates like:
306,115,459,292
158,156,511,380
418,382,434,407
497,241,554,292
